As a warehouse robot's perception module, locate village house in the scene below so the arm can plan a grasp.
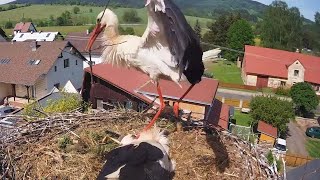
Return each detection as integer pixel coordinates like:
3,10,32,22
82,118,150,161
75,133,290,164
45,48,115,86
81,63,232,130
0,41,85,106
13,22,37,35
0,28,7,42
242,45,320,94
256,120,278,145
65,31,103,69
12,32,63,42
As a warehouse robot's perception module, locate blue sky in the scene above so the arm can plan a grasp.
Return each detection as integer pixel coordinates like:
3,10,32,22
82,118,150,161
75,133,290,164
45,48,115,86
255,0,319,21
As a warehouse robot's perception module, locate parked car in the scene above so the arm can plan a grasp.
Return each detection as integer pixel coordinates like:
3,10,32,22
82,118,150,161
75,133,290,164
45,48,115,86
0,105,16,117
306,127,320,139
273,138,287,154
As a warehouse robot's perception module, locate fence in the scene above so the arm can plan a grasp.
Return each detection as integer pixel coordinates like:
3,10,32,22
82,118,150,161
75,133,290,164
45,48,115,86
229,123,252,142
219,82,259,91
216,97,250,108
285,153,314,167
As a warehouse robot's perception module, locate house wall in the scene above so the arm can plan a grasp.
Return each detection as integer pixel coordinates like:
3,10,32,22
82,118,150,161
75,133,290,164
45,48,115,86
287,60,305,85
0,83,11,101
268,77,288,88
33,76,48,99
83,55,102,69
47,47,84,92
245,75,258,86
259,133,275,145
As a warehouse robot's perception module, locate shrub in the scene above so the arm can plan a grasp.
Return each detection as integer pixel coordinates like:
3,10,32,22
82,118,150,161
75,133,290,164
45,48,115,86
275,87,290,96
58,135,73,150
266,150,274,165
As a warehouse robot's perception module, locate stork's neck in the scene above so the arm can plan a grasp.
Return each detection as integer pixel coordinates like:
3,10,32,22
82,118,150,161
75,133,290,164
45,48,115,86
104,25,119,41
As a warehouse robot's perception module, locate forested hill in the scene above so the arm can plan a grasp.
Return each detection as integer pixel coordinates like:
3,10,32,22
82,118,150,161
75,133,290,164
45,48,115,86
15,0,268,20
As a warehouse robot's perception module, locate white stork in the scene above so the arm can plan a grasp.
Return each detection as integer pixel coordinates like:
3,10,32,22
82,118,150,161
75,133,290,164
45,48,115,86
86,0,204,131
96,128,175,180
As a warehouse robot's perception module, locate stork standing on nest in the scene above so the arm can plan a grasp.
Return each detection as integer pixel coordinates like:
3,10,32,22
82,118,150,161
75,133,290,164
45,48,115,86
86,0,204,131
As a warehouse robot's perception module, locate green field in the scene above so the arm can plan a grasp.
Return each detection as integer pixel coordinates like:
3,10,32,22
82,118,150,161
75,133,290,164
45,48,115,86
0,4,212,35
234,110,252,126
306,139,320,158
205,61,244,84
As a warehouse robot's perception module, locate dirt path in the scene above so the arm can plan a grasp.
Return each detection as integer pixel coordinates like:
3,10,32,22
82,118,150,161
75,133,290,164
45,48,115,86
287,121,308,156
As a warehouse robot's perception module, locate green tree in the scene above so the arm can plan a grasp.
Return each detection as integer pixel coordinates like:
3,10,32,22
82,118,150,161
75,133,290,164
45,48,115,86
194,19,202,39
260,1,303,51
203,13,241,46
122,9,141,23
225,19,254,61
290,82,319,117
315,12,320,25
249,96,295,134
4,21,13,29
73,6,80,14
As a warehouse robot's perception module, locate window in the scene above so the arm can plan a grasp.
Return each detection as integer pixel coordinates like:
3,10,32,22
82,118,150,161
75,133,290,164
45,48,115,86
19,34,24,38
64,59,69,68
76,60,78,65
280,81,286,86
294,70,299,76
0,58,10,64
46,33,51,37
54,66,57,72
54,83,60,89
28,59,41,65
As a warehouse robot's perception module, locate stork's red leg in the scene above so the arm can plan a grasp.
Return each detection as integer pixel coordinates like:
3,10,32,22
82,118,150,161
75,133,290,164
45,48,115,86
173,84,195,117
143,82,165,131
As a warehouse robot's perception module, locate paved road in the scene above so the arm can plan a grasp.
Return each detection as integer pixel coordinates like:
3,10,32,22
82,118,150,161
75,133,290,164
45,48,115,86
216,88,257,100
286,121,308,156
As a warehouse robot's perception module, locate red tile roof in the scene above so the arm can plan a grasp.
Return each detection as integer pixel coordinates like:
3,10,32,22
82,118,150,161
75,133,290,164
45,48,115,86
137,78,219,105
13,22,35,33
65,32,103,55
243,45,320,84
85,63,219,105
0,41,69,85
257,120,278,138
206,99,230,130
84,64,152,103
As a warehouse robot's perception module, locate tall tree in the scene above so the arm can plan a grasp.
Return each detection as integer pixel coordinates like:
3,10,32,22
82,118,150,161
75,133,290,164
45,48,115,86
315,12,320,25
260,1,303,51
194,19,202,39
73,6,80,14
290,82,319,117
250,96,295,134
225,19,254,61
203,13,241,46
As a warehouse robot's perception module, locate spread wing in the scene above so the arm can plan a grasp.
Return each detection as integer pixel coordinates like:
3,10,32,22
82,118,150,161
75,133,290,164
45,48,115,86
141,0,204,84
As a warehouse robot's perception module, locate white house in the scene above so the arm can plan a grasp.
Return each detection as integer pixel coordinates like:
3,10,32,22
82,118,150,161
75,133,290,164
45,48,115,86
0,41,85,102
242,45,320,94
12,32,63,42
65,31,103,69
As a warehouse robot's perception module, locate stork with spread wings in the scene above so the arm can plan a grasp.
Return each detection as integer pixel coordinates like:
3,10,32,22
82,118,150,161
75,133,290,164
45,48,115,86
86,0,204,131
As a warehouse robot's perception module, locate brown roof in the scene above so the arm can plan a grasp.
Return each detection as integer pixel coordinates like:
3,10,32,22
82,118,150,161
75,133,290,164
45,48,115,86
137,78,219,105
85,63,219,105
65,32,103,55
257,120,278,138
0,41,69,85
206,99,230,130
13,22,36,33
243,45,320,84
84,63,152,103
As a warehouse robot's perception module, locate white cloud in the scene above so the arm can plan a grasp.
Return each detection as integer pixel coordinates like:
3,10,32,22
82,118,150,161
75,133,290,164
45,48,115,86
0,0,16,5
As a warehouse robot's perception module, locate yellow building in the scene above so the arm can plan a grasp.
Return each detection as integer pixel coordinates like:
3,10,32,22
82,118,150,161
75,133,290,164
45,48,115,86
257,120,278,145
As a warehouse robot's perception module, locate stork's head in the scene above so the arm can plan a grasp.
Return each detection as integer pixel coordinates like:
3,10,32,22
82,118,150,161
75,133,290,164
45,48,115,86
86,9,118,51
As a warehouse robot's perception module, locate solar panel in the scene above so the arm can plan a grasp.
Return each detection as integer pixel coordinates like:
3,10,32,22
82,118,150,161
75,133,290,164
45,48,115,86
0,58,11,64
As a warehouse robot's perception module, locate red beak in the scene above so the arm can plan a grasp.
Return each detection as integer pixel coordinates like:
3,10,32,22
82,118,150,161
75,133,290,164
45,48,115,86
85,23,106,51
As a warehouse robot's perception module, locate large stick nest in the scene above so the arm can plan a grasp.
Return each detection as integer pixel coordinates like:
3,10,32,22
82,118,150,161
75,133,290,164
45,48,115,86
0,109,275,180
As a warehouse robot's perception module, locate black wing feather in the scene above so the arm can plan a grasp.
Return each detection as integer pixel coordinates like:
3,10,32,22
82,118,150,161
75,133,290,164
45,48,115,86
96,142,166,180
157,0,204,84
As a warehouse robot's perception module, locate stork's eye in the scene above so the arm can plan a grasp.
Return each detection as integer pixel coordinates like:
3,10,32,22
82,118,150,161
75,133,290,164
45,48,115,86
97,18,101,23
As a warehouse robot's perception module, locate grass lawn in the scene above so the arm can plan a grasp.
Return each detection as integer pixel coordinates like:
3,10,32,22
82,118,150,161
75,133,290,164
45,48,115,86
205,61,244,84
234,110,252,126
306,139,320,158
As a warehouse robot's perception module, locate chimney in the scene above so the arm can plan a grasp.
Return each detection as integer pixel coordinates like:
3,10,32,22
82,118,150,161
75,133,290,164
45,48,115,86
296,48,300,53
86,29,89,35
31,41,39,51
